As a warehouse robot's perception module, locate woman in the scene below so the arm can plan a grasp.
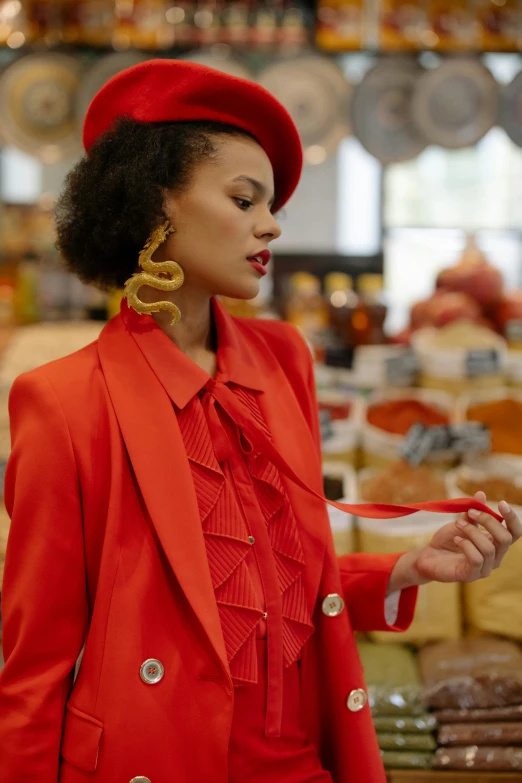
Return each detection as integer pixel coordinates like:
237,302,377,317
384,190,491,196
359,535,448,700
0,59,520,783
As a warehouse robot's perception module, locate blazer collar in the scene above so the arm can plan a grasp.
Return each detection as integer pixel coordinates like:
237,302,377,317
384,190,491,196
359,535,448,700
120,297,265,408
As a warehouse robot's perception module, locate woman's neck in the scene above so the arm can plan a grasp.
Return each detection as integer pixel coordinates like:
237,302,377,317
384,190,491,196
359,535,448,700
143,284,218,373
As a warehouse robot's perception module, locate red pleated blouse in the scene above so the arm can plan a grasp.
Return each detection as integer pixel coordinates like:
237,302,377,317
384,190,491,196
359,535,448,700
122,298,317,741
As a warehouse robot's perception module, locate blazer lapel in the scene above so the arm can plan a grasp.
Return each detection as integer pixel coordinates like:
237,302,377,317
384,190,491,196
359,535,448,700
97,314,230,680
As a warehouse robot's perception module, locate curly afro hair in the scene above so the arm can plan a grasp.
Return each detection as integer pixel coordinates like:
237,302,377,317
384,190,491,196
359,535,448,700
55,117,255,290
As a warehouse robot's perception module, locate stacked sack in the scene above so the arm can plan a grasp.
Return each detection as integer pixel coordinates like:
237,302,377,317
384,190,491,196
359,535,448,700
357,641,437,770
420,637,522,772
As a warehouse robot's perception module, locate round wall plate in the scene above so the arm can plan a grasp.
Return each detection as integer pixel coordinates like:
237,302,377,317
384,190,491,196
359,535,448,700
0,52,83,162
259,55,350,161
412,58,499,149
499,69,522,149
351,58,427,164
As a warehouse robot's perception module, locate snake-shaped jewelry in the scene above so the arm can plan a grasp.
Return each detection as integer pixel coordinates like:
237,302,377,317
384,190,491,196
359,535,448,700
123,220,184,326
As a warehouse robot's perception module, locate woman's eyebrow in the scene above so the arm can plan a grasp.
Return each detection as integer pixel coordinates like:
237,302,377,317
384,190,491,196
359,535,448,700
231,175,275,207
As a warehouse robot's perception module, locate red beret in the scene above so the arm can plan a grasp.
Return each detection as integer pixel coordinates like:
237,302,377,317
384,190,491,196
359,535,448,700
83,58,302,212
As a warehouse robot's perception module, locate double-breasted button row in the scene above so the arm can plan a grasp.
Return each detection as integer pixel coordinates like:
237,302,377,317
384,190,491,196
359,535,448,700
321,593,345,617
140,659,164,685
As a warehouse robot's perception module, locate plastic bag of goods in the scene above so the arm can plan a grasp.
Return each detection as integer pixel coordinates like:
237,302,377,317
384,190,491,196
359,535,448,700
457,388,522,456
412,321,507,396
359,389,456,470
447,454,522,640
323,461,356,555
357,462,462,644
319,390,358,467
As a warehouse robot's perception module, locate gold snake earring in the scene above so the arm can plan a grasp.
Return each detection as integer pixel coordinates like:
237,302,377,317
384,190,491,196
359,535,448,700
123,220,184,326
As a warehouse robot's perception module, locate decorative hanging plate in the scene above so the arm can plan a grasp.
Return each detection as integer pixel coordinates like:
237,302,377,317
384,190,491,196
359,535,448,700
351,58,427,164
182,48,253,81
411,58,499,150
76,52,148,126
499,69,522,149
0,52,82,163
258,55,351,163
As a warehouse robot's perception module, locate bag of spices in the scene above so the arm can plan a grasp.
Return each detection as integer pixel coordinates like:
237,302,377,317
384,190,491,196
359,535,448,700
412,321,507,396
419,637,522,710
434,704,522,724
448,455,522,640
438,722,522,746
359,389,455,469
357,467,461,644
357,641,426,716
434,746,522,771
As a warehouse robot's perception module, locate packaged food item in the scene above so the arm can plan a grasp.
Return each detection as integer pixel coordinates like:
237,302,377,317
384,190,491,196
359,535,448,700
316,0,365,51
447,455,522,642
478,0,522,51
379,0,426,50
434,704,522,724
360,389,455,469
324,272,358,350
359,461,447,505
373,714,437,733
352,274,387,346
381,749,433,769
438,722,522,746
378,732,436,751
464,394,522,455
357,641,426,716
426,0,479,50
285,272,329,360
367,399,448,436
412,321,507,395
419,637,522,710
434,745,522,771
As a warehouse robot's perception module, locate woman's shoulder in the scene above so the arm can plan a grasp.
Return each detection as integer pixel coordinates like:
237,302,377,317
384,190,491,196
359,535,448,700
10,340,101,404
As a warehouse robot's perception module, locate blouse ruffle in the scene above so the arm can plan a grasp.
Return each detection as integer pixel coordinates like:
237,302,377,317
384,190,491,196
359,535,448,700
176,384,314,688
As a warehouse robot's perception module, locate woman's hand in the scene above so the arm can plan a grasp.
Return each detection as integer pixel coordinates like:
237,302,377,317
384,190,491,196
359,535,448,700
388,492,522,593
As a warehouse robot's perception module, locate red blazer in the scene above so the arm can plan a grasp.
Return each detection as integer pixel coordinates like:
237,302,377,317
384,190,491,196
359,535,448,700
0,303,417,783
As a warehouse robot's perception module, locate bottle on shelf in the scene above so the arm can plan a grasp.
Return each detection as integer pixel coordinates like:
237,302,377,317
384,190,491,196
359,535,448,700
324,271,359,349
352,273,387,345
285,271,329,359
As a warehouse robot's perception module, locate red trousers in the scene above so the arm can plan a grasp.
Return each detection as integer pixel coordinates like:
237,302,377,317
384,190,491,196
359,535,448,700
228,639,334,783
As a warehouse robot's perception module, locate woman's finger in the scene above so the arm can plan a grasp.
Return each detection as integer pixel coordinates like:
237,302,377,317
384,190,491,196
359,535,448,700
455,519,496,576
454,536,486,580
467,507,513,567
499,500,522,544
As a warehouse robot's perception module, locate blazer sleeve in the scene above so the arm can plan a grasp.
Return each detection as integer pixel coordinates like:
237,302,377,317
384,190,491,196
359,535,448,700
0,371,89,783
286,327,418,633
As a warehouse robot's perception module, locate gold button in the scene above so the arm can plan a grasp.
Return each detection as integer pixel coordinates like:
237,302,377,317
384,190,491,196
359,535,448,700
347,688,367,712
130,778,151,783
140,659,164,685
248,536,255,544
322,593,345,617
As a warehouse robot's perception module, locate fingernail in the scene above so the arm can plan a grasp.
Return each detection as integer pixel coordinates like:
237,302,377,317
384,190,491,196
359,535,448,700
456,519,468,529
454,536,464,544
501,501,512,514
469,509,480,518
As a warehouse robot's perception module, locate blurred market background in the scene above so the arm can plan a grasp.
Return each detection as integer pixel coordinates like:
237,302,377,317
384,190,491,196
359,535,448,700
2,1,522,779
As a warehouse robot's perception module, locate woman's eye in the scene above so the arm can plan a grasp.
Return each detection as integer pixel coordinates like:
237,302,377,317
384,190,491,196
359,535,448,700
235,198,254,210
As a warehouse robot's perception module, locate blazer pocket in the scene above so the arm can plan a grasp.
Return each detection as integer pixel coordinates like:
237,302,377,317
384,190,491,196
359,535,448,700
61,703,104,772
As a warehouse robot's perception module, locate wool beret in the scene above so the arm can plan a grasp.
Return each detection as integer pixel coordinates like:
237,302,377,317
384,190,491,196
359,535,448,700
83,58,302,212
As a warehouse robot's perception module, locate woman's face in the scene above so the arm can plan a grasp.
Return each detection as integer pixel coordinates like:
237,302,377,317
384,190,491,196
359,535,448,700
159,134,282,300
